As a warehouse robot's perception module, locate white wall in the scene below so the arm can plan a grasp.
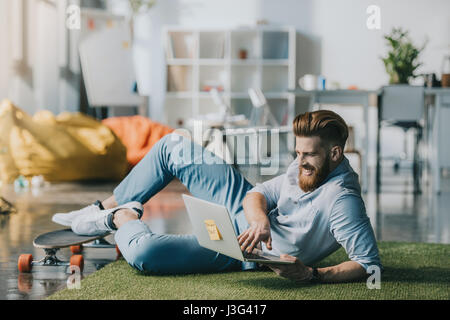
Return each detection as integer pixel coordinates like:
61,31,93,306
0,0,10,103
309,0,450,90
0,0,80,116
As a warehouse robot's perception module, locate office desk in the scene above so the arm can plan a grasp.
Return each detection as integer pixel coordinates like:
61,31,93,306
425,88,450,193
289,89,379,193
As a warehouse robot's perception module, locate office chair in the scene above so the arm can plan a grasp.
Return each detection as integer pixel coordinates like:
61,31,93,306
377,85,424,194
248,88,280,127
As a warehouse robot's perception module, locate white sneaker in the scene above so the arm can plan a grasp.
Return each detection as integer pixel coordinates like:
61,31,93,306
52,201,104,227
71,201,143,236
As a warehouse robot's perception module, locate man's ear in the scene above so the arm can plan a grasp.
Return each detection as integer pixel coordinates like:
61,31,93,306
330,145,343,161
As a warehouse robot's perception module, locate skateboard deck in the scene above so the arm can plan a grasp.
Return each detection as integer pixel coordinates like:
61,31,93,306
33,229,110,249
18,229,120,273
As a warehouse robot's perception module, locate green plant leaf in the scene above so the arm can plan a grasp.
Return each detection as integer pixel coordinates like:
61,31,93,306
380,27,426,84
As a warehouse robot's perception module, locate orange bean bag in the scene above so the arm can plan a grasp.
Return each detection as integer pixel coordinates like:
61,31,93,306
102,116,174,167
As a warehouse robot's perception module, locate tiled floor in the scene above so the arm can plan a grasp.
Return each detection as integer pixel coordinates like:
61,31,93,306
0,167,448,300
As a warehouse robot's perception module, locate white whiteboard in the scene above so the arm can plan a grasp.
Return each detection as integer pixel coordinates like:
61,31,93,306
79,9,141,107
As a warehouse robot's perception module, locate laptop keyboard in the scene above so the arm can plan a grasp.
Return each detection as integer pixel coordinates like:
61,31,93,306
243,251,281,261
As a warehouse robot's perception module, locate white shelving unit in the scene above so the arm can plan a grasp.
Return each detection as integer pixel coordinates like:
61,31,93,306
163,26,296,129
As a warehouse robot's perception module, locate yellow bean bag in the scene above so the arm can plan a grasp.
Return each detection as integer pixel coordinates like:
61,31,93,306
0,100,128,183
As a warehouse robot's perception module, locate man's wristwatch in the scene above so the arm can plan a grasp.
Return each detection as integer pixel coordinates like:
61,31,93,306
309,267,321,283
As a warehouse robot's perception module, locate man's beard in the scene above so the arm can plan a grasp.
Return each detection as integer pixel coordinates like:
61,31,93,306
298,155,331,192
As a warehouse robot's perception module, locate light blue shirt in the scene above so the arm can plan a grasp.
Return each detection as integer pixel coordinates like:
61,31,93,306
247,156,382,271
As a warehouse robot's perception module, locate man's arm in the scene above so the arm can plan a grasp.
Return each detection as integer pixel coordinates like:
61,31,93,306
238,192,272,252
316,260,366,282
262,255,366,283
263,193,381,284
238,174,285,253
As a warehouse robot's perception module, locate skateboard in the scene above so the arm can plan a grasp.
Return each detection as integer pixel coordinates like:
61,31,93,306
17,229,120,273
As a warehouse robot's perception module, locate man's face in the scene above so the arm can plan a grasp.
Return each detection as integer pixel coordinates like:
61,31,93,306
295,136,331,192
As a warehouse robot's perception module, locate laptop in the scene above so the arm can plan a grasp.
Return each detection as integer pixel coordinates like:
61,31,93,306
182,194,294,265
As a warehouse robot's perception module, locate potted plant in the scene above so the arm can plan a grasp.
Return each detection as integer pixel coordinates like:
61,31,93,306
129,0,156,14
381,28,427,84
127,0,156,39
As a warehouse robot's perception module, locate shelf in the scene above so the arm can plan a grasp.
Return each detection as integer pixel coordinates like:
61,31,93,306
198,59,227,65
166,92,293,99
230,30,259,60
231,65,259,93
198,92,227,98
166,31,197,59
166,59,196,65
262,59,290,66
199,65,227,93
166,92,195,98
231,59,290,66
199,32,226,59
262,31,289,59
262,65,289,92
164,26,296,129
167,59,291,66
167,65,194,92
230,59,260,65
229,92,291,99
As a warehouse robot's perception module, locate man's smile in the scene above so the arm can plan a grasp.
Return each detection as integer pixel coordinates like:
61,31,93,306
300,165,315,177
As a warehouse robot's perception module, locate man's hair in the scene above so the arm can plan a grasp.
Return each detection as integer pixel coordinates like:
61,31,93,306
293,110,349,149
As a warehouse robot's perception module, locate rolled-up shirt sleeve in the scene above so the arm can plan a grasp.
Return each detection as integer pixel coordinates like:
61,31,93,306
329,193,383,271
246,174,285,212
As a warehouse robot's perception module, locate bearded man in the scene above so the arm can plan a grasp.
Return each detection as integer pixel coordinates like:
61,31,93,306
52,110,382,283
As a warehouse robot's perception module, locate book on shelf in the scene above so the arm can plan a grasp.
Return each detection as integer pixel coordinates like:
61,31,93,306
215,37,225,59
167,66,188,91
165,34,174,59
168,33,196,59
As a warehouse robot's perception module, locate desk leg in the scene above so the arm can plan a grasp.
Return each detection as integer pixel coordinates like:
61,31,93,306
433,95,441,194
362,97,369,193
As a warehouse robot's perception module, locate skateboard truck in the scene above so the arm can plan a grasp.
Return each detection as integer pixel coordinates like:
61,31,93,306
18,250,84,274
37,248,66,266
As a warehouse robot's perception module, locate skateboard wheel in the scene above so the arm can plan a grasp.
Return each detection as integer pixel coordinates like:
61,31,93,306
70,245,83,254
17,273,33,293
18,254,33,273
70,255,84,273
115,245,122,257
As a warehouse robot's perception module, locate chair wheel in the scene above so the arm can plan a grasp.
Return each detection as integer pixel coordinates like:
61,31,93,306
18,254,33,273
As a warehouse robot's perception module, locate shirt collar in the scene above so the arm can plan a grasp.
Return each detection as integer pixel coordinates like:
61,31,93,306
323,156,351,182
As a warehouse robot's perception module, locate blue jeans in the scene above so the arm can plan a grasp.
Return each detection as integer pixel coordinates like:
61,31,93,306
113,133,258,274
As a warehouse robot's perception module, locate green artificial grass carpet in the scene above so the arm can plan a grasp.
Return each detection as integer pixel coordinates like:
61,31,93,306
48,242,450,300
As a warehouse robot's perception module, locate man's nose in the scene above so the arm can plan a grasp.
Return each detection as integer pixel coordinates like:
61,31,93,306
297,154,307,163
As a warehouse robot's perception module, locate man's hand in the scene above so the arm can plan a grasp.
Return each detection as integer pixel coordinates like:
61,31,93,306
261,254,313,282
262,255,368,283
237,219,272,254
